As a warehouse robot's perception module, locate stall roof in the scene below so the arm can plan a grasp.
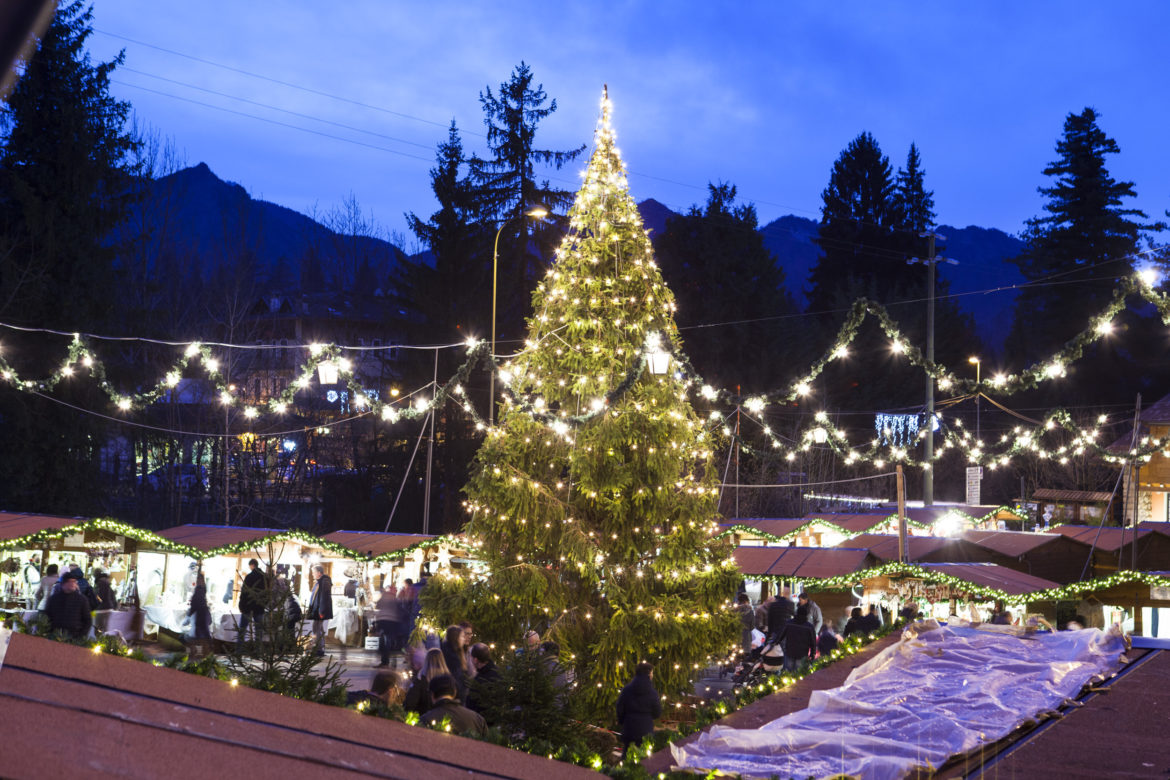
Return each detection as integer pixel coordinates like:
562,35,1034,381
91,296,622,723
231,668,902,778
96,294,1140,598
837,533,978,562
1138,521,1170,540
722,518,809,541
1030,488,1113,503
899,504,1024,525
323,530,437,558
1047,524,1152,552
0,631,599,780
917,562,1059,595
962,529,1091,556
0,512,91,541
733,546,874,579
800,513,921,534
156,524,287,553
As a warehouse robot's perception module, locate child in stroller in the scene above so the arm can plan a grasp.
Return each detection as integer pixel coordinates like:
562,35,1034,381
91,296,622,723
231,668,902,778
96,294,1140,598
730,639,785,685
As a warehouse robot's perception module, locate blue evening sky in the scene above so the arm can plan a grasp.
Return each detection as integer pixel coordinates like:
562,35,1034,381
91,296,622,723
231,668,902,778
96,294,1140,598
86,1,1170,245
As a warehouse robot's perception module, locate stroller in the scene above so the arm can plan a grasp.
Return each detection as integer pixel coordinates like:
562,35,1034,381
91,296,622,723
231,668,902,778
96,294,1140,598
730,639,785,685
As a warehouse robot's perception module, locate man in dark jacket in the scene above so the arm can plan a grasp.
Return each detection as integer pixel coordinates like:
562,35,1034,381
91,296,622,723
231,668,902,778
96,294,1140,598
466,643,501,715
766,587,794,641
859,604,883,633
236,558,266,649
45,576,92,639
421,674,487,737
776,605,816,670
843,607,867,637
308,564,333,656
616,661,661,757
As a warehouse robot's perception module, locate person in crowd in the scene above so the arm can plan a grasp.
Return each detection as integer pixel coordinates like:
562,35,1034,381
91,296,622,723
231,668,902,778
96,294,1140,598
236,558,266,648
272,569,302,633
766,587,794,641
67,563,99,610
817,622,840,656
395,578,416,650
776,605,817,671
843,607,867,637
522,628,541,652
94,570,117,612
375,585,402,667
735,593,755,653
797,592,823,635
459,621,476,679
859,604,883,633
45,575,92,639
187,572,212,640
307,563,333,656
23,555,41,608
899,602,921,622
441,624,470,700
421,674,487,737
348,670,405,708
754,594,772,633
35,564,59,611
989,600,1012,625
405,647,453,713
616,661,662,758
466,643,501,715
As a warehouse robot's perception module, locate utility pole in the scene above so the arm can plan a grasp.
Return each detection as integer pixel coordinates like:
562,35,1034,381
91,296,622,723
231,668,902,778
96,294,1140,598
909,231,954,506
896,465,907,563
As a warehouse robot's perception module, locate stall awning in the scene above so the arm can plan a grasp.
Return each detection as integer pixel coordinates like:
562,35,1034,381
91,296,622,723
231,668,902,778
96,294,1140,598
917,563,1059,595
963,528,1090,556
1047,524,1151,552
156,524,286,554
733,546,875,579
722,518,810,543
0,512,93,542
322,530,437,558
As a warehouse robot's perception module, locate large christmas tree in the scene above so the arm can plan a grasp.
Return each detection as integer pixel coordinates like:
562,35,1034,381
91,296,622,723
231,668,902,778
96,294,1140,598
422,89,739,720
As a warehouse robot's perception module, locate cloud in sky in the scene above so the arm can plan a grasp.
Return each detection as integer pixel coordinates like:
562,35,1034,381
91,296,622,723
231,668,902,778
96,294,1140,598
84,1,1170,242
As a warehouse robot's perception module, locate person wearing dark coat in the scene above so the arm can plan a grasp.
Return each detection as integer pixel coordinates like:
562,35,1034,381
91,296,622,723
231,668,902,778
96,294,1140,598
94,571,118,612
466,643,501,716
308,564,333,655
421,674,487,737
236,558,266,647
842,607,867,637
817,624,840,656
187,573,212,640
766,589,794,641
616,662,662,757
776,606,817,670
45,576,92,639
859,604,883,633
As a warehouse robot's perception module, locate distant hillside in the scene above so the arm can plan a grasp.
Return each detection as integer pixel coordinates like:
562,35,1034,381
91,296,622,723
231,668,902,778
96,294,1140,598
640,201,1025,353
116,163,405,289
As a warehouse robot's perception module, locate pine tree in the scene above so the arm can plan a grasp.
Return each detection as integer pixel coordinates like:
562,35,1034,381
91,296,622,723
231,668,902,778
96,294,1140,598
807,132,914,314
0,0,138,329
422,90,739,721
0,1,139,514
396,122,491,530
894,143,935,233
1006,108,1150,364
656,182,798,393
467,62,585,341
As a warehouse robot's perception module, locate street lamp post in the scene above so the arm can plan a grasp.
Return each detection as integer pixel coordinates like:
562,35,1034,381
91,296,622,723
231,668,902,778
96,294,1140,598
490,206,547,426
968,356,981,441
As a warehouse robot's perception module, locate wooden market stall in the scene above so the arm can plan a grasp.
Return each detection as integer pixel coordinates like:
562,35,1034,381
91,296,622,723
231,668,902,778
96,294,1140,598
0,513,199,640
733,545,879,625
962,528,1096,584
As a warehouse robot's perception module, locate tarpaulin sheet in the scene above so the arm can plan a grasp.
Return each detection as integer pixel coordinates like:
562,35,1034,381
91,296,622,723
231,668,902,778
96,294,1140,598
671,620,1126,780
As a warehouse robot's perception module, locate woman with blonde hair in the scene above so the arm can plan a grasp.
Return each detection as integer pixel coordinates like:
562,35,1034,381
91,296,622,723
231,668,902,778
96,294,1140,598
404,647,450,713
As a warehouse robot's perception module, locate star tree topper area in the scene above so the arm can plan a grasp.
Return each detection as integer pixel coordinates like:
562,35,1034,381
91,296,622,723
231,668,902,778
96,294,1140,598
420,89,740,719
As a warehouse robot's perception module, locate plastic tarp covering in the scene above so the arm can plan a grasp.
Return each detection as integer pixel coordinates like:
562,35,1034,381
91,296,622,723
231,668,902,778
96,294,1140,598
671,620,1126,780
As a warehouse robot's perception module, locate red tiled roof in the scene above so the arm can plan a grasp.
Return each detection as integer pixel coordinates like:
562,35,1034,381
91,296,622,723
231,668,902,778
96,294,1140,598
1048,524,1151,552
1138,521,1170,539
0,512,91,542
0,632,598,779
732,546,873,578
156,524,287,553
323,530,436,557
918,562,1059,594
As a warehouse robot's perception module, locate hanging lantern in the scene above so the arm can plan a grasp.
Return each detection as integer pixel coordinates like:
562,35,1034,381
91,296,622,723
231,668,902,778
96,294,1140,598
317,360,339,385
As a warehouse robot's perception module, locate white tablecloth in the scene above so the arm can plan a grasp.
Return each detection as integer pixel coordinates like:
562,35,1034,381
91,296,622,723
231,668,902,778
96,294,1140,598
332,606,360,644
143,604,187,634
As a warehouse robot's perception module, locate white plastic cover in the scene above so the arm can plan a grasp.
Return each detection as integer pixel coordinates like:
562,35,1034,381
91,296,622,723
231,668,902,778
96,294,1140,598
672,620,1125,780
